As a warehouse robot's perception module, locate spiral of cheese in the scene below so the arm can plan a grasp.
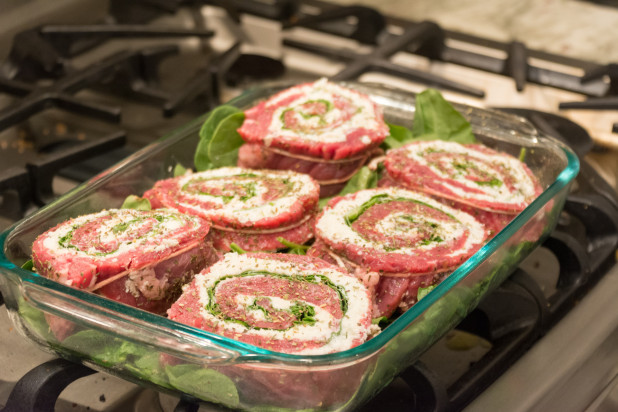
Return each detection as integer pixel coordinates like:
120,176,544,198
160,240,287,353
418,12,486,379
168,253,373,355
32,208,212,293
145,167,319,230
315,188,488,275
384,141,543,213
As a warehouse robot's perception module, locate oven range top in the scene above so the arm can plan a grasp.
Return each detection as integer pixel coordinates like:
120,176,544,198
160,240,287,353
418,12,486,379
0,1,617,411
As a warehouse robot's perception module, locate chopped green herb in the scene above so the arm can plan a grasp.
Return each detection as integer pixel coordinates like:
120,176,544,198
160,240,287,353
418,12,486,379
173,163,188,177
475,178,503,187
417,284,437,301
21,259,34,271
229,243,246,254
290,301,317,325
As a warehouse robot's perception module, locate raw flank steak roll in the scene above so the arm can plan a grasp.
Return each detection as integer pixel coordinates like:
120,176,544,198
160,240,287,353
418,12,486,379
32,208,218,315
143,167,319,252
384,140,543,214
314,188,488,317
378,172,514,237
307,239,439,318
315,188,488,275
168,253,374,355
237,78,389,196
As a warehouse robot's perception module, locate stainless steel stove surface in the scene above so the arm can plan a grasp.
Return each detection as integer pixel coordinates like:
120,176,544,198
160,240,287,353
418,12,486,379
1,1,617,411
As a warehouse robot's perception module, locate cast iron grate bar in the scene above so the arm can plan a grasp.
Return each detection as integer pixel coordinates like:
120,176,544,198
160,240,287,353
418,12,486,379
0,358,95,412
0,167,31,221
581,62,618,95
219,0,299,22
284,22,485,98
162,44,227,117
109,0,185,24
98,45,180,105
559,61,618,105
0,45,191,132
0,29,66,81
164,39,285,116
558,96,618,110
0,52,132,132
505,41,528,92
283,5,386,44
132,0,298,23
39,24,214,58
2,25,213,82
297,0,609,97
26,131,127,206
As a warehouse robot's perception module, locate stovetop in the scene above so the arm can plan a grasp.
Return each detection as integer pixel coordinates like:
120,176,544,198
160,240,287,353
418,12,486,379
0,1,617,411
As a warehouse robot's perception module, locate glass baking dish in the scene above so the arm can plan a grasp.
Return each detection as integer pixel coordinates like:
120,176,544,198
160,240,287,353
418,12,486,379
0,82,579,411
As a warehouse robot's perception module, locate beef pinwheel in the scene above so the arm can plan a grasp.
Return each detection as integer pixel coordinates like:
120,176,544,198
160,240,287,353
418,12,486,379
237,78,389,196
168,253,374,355
311,187,488,317
382,140,544,236
144,167,319,252
32,208,218,314
384,140,543,213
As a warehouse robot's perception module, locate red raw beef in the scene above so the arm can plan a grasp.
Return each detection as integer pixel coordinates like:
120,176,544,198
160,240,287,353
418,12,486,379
32,209,218,316
168,253,372,354
384,141,543,214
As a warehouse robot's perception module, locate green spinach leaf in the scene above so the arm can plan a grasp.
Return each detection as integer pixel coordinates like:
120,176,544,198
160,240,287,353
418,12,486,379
417,284,437,301
173,163,188,177
21,259,34,271
194,105,245,170
208,112,246,167
382,122,413,150
166,364,239,408
339,166,379,196
121,195,151,211
412,88,477,144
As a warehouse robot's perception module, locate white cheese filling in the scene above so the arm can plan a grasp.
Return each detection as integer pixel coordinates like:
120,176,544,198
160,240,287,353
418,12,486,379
175,167,317,225
402,140,538,205
42,209,199,259
315,188,487,257
194,253,372,355
264,78,384,145
374,211,464,248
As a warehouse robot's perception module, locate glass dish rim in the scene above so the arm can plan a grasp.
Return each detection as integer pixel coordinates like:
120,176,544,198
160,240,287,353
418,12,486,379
0,82,580,366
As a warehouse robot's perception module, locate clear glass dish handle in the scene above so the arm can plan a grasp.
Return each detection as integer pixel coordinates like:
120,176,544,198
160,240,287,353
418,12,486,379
21,282,242,365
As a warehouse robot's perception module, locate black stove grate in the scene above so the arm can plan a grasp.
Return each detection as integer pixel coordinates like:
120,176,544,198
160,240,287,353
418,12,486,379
284,21,486,98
